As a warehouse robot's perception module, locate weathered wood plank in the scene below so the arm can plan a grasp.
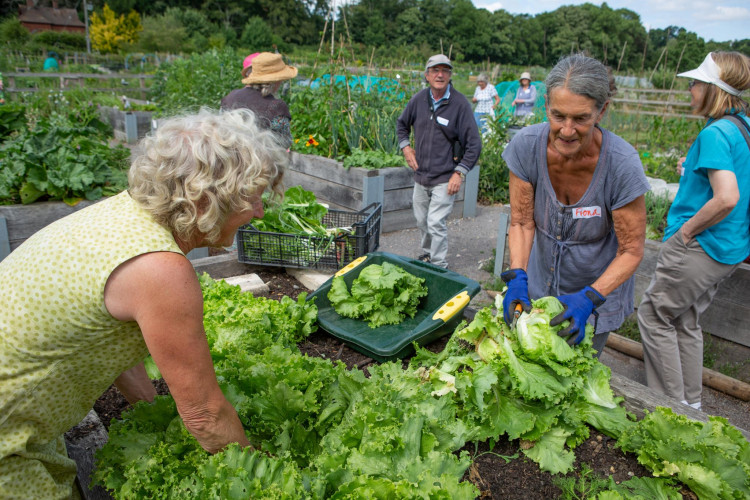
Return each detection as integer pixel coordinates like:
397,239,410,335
609,373,750,442
0,201,99,250
65,411,114,500
192,254,263,279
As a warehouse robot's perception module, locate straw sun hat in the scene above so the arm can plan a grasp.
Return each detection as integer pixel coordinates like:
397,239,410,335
241,52,298,85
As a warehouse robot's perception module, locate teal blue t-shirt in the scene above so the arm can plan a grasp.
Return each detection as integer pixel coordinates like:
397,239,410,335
664,113,750,264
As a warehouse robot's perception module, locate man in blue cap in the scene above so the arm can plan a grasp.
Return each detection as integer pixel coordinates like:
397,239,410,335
397,54,481,269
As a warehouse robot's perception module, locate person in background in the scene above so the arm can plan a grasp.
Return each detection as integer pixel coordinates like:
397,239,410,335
397,54,482,269
638,51,750,411
43,51,59,72
472,73,499,134
500,53,649,358
0,109,287,498
512,71,536,118
221,52,297,149
242,52,260,78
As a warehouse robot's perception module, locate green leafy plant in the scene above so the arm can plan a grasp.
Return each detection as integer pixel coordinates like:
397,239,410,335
0,113,129,205
553,462,611,499
0,103,27,139
645,191,672,241
327,262,429,328
342,148,406,169
616,406,750,499
148,48,239,117
477,111,513,204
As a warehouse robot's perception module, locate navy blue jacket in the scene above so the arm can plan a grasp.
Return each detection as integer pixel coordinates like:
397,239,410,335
397,85,481,186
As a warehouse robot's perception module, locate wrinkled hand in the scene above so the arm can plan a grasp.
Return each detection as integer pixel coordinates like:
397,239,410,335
447,172,462,195
500,269,532,326
403,146,418,171
550,286,606,346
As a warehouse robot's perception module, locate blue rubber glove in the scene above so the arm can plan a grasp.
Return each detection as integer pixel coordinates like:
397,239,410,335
500,269,532,326
550,286,606,346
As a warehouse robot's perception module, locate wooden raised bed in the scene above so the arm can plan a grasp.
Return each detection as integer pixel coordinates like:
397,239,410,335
64,253,750,500
98,106,154,144
285,153,479,233
0,199,208,262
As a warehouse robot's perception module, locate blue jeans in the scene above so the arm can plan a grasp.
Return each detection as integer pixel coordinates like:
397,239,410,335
412,182,455,269
474,112,489,134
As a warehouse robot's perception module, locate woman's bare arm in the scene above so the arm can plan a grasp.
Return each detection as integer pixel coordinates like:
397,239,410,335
105,252,251,453
507,172,536,271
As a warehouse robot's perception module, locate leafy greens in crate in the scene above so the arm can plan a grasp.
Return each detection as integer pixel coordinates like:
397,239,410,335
327,262,429,328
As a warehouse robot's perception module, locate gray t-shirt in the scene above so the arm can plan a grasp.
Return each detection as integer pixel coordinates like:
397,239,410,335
502,123,650,333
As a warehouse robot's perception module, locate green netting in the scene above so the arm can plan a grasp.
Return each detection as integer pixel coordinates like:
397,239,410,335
494,81,547,122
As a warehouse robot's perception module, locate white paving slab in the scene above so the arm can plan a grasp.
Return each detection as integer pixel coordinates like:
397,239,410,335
221,273,269,295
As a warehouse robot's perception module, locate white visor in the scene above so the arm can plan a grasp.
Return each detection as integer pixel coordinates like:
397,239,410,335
677,53,744,97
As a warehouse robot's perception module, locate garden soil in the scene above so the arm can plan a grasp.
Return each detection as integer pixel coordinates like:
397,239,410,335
88,204,749,499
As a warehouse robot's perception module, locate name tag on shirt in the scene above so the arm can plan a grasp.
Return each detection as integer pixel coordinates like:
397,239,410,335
572,206,602,219
436,116,450,126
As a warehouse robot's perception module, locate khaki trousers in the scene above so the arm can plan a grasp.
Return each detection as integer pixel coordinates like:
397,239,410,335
637,228,739,404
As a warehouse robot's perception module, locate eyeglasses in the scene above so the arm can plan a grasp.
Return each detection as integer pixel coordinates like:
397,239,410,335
428,67,452,75
688,80,698,90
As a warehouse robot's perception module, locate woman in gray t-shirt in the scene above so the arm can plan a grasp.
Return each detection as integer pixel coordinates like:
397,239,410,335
500,54,649,357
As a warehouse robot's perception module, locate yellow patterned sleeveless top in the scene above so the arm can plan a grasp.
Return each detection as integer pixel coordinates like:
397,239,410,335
0,191,183,499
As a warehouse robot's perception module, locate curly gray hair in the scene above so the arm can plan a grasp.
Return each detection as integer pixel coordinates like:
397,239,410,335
128,108,286,244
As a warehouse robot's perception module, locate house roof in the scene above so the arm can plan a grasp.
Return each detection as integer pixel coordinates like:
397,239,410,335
18,4,85,28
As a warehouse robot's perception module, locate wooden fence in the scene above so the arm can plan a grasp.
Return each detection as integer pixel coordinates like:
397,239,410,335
612,87,702,119
2,72,154,99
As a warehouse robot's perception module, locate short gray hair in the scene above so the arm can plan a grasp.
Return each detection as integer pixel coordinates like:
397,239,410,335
477,73,489,83
129,108,286,244
545,53,612,110
248,81,283,97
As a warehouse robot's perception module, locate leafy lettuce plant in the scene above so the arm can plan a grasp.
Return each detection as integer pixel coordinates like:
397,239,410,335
616,406,750,500
327,262,428,328
410,296,634,474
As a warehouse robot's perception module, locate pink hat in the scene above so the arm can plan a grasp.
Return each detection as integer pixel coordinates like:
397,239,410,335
242,53,260,78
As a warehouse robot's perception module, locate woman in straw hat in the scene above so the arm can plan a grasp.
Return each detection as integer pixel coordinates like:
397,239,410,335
221,52,298,148
512,71,536,118
638,51,750,412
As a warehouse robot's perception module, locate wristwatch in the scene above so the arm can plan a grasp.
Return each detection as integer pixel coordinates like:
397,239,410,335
455,171,465,180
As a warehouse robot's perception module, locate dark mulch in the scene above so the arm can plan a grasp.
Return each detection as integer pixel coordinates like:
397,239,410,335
92,268,694,499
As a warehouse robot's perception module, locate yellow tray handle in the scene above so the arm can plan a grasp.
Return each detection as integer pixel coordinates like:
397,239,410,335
334,256,368,277
432,291,470,322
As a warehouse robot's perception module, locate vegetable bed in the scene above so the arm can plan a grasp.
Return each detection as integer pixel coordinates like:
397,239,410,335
85,268,748,500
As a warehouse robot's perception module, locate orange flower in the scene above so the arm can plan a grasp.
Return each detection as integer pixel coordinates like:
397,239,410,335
305,135,319,147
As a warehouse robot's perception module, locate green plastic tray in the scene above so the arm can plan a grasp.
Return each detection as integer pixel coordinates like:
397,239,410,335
308,251,481,362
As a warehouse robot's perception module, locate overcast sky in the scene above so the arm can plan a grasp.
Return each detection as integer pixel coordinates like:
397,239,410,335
471,0,750,42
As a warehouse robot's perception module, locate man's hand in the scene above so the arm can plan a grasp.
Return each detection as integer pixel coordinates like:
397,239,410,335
500,269,532,326
403,146,418,171
447,172,462,195
550,286,606,346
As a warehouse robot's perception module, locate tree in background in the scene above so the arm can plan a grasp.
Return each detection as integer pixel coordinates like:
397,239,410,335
90,4,142,53
239,16,284,53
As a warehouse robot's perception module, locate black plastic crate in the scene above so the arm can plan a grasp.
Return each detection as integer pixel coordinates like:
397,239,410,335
236,202,382,270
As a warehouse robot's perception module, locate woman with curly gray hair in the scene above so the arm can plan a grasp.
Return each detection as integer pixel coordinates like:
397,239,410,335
0,108,285,498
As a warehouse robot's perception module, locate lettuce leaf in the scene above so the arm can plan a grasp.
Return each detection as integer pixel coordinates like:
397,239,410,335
327,262,428,328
